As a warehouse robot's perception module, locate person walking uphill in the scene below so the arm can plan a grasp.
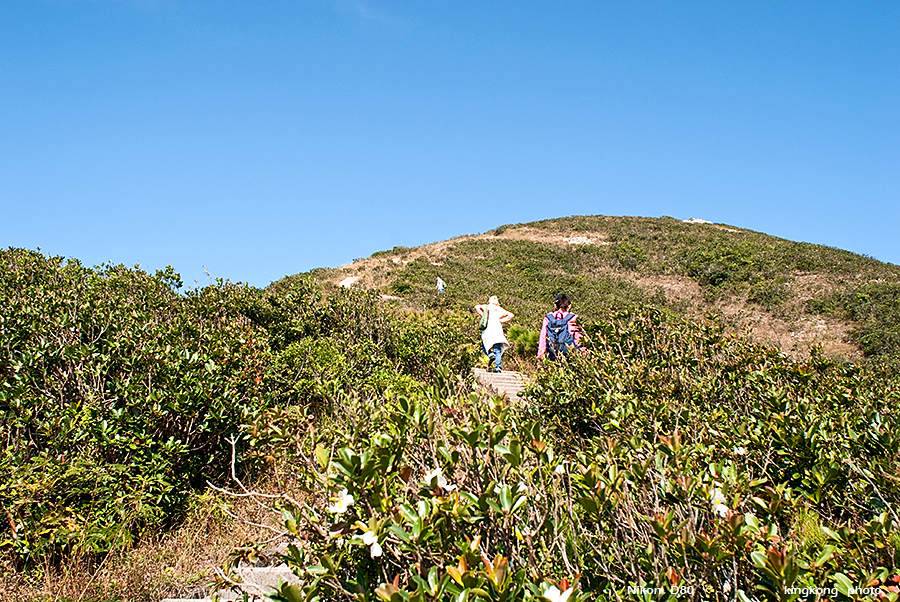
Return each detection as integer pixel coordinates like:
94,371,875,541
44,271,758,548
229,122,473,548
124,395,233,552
474,296,514,373
538,294,582,360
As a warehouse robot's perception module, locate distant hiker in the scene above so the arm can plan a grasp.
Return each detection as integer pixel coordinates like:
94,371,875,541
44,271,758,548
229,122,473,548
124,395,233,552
436,276,445,293
538,294,582,360
474,296,514,373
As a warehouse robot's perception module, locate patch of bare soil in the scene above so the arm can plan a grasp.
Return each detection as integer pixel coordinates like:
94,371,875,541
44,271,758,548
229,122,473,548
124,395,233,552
631,274,705,305
609,273,857,361
485,226,610,247
793,273,843,303
710,302,860,362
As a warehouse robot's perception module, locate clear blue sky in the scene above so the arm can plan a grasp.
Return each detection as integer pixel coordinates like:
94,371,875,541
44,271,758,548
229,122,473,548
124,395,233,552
2,1,898,287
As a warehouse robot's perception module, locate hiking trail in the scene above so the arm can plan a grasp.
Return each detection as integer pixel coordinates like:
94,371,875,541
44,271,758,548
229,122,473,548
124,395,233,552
471,367,529,401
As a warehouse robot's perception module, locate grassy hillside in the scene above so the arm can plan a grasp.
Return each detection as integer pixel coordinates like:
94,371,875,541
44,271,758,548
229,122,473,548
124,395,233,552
284,215,900,367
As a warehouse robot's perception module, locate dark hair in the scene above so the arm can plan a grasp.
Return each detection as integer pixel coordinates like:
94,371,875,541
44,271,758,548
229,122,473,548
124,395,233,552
554,294,571,311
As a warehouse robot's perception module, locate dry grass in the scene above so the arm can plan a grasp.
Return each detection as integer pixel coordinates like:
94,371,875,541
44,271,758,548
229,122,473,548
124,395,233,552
709,300,860,362
0,469,297,602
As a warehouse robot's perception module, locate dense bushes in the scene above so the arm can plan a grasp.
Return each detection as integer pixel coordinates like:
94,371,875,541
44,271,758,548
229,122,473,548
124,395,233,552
808,282,900,367
231,309,899,601
0,249,477,569
5,228,900,599
530,310,899,596
241,377,599,602
0,250,276,562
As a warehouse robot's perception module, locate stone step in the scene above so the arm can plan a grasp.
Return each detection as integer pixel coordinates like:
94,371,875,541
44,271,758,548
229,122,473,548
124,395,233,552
161,565,301,602
472,368,529,401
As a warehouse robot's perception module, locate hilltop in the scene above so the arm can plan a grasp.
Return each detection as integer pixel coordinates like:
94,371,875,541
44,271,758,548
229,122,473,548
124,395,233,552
278,215,900,366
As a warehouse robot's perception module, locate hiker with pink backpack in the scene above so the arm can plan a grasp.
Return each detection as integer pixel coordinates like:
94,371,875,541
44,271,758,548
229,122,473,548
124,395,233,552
538,294,583,360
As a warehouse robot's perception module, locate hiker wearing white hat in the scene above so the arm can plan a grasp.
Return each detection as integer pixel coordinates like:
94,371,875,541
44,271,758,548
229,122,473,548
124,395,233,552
474,296,514,372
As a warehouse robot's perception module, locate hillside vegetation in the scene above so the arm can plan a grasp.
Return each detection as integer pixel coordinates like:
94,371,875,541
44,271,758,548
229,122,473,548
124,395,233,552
252,310,899,602
0,249,474,597
1,216,899,601
291,216,900,368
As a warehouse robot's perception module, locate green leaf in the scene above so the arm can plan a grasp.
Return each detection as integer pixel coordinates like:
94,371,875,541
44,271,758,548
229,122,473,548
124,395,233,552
321,553,337,573
387,524,411,543
820,525,842,541
749,551,767,568
271,583,305,602
812,545,836,567
833,573,854,596
315,445,330,471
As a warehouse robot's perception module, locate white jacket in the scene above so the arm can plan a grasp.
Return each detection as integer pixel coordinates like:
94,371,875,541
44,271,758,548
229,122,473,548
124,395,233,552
478,303,512,352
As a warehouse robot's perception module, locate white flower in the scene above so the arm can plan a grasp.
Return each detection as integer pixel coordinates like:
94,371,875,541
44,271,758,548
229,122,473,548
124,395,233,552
361,530,382,557
710,488,729,517
326,488,354,514
554,463,566,475
423,467,457,492
542,584,574,602
710,488,726,505
733,446,747,456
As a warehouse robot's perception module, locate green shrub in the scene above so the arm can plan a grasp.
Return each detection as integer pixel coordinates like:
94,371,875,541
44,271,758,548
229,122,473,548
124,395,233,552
242,383,598,602
372,246,412,259
0,250,276,563
808,282,900,366
747,277,791,309
613,241,647,270
507,325,539,357
681,239,762,287
392,281,414,295
0,251,476,568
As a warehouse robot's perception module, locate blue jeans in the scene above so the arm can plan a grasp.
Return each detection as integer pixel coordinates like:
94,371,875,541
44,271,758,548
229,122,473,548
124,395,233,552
482,342,503,370
546,343,568,362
